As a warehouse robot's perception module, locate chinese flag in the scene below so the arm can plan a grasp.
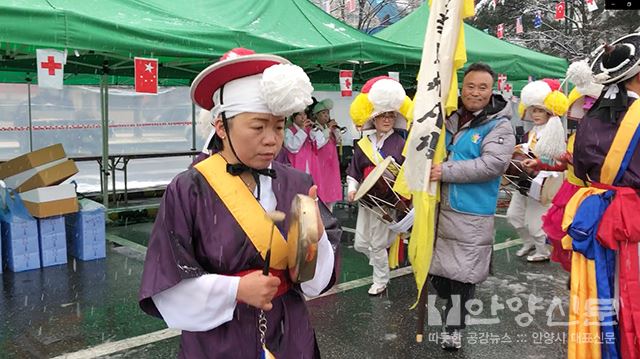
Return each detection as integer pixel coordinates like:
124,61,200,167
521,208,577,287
135,57,158,94
555,1,565,20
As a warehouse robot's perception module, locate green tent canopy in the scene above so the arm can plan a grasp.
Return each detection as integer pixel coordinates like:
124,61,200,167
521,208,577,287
376,3,568,86
0,0,422,89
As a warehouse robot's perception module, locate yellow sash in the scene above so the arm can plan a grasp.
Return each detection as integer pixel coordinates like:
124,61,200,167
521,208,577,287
194,154,288,270
563,100,640,359
600,100,640,184
565,134,586,187
528,130,538,152
357,136,384,166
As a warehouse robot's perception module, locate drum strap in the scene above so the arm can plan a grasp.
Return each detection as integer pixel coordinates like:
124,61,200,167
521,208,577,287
194,154,288,270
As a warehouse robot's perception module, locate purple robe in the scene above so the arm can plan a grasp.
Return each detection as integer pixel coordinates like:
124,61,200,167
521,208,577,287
346,131,405,182
574,97,640,187
274,148,291,166
191,152,209,167
139,161,341,358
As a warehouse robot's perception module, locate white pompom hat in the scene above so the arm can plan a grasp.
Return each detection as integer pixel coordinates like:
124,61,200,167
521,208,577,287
190,48,313,118
518,78,569,120
349,76,413,130
192,48,313,152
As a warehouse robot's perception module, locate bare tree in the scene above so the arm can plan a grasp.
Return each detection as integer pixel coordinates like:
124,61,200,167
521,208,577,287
312,0,423,33
470,0,640,61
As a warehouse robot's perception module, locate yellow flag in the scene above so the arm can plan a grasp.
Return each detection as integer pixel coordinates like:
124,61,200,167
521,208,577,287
404,0,474,306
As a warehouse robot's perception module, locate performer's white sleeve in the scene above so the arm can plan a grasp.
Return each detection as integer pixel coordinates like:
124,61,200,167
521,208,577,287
284,128,308,153
152,274,240,332
312,128,330,148
301,232,334,297
347,175,359,193
332,128,342,144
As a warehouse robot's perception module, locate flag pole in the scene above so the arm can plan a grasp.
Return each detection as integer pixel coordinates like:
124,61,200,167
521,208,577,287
415,279,429,343
100,62,110,208
415,203,441,342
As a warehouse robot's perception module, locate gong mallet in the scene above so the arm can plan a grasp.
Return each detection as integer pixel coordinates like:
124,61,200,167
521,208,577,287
263,211,286,275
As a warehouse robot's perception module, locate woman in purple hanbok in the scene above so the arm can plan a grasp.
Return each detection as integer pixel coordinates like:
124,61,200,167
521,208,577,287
345,76,412,296
139,48,341,359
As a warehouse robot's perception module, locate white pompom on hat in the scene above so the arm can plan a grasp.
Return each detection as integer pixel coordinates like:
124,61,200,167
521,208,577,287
260,64,314,117
566,60,604,99
190,48,313,117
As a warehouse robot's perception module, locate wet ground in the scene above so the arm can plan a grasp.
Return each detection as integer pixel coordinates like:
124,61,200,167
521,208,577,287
0,204,570,359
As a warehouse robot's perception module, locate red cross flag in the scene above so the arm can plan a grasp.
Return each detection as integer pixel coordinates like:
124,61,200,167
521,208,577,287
339,70,353,97
586,0,598,12
497,73,507,90
496,23,504,39
555,1,566,20
135,57,158,94
36,49,66,90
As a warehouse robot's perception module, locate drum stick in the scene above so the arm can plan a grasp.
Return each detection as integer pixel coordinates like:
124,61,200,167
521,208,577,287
263,211,286,276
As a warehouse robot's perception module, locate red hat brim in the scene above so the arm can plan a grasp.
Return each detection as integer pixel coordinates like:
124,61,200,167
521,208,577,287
190,54,290,110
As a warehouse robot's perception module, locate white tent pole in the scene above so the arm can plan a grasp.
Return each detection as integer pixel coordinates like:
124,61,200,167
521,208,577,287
191,103,196,151
100,69,110,208
27,80,33,151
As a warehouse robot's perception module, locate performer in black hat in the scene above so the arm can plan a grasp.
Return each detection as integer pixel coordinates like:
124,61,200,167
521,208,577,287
565,32,640,358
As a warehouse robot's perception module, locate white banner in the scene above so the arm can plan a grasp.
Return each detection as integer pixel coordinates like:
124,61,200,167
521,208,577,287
404,0,463,193
36,49,66,90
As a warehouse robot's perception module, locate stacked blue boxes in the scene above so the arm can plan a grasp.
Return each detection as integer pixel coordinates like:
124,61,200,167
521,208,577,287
1,216,41,272
38,216,67,267
66,199,106,261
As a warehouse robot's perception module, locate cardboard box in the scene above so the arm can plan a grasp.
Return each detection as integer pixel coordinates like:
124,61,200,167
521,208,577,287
21,184,79,218
0,144,66,180
2,157,68,191
66,199,106,261
16,159,79,193
1,216,41,272
38,216,67,267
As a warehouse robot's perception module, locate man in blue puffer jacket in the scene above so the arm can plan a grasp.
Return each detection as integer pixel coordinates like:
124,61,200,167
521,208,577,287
428,63,516,350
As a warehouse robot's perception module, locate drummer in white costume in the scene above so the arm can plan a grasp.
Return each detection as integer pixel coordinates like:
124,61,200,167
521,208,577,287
346,76,412,296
